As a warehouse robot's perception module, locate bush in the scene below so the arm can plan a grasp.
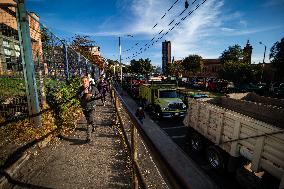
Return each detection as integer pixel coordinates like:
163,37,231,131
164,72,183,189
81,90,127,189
45,77,82,134
0,77,83,145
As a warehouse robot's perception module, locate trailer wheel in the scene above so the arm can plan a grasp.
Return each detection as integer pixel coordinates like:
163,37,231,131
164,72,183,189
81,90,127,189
235,166,263,189
189,132,204,152
206,146,225,170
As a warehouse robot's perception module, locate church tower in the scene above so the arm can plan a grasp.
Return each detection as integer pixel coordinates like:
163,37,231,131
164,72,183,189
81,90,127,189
243,40,253,64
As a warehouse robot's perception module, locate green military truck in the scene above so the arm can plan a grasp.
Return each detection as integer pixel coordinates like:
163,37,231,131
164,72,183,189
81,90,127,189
139,83,187,118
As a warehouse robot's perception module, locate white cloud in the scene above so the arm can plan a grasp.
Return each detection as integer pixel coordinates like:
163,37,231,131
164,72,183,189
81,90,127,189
239,20,248,28
116,0,224,60
99,0,281,63
221,26,282,36
221,27,237,32
170,0,224,58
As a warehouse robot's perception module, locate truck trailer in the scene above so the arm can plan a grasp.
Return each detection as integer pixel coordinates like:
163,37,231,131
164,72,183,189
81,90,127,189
183,93,284,189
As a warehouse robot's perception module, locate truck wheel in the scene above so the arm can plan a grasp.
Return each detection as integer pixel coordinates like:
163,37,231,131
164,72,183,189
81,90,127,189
235,166,263,189
206,146,225,171
189,132,204,152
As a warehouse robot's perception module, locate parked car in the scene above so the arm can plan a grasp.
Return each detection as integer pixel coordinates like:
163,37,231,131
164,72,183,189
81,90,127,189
274,83,284,98
190,91,209,99
237,83,263,93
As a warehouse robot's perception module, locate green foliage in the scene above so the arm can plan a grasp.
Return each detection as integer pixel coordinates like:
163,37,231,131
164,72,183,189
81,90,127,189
45,77,82,133
129,58,153,75
218,44,261,83
270,37,284,80
219,61,261,83
220,44,244,64
0,77,26,97
0,77,83,146
181,55,202,73
167,61,183,76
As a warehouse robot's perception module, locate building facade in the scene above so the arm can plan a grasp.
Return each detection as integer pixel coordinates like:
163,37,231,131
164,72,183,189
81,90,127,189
0,0,42,75
162,40,171,74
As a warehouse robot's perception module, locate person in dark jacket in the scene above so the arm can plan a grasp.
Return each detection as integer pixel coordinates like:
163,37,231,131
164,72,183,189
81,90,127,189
97,76,109,106
77,75,101,143
135,107,145,124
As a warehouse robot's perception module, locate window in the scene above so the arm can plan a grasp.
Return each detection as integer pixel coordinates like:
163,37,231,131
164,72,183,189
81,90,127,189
6,57,12,70
4,48,12,56
3,40,10,48
14,44,20,51
159,90,177,98
15,51,20,57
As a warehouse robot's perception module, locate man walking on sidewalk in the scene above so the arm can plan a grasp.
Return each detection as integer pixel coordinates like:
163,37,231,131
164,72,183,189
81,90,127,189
77,75,101,143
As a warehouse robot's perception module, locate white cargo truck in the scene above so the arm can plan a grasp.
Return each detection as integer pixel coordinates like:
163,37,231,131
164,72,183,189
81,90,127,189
183,93,284,189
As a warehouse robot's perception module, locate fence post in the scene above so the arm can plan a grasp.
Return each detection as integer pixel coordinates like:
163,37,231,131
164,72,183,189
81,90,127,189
77,53,82,76
63,41,69,81
131,124,139,189
16,0,41,127
85,59,88,75
37,52,46,106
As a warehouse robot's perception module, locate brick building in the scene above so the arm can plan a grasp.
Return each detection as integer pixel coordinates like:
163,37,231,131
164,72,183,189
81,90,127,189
0,0,42,75
162,40,171,74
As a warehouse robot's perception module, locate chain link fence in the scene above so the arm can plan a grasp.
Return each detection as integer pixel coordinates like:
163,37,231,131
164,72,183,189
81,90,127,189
0,2,100,121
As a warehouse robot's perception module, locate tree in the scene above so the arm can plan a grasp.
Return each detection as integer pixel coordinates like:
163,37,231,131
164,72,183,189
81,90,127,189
181,55,202,74
104,59,119,77
219,61,261,83
220,44,243,64
167,61,183,76
218,44,261,83
71,35,104,69
129,58,153,75
270,37,284,81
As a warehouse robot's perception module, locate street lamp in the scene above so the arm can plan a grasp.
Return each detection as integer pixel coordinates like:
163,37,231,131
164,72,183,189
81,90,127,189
119,35,133,85
259,41,267,83
259,41,267,64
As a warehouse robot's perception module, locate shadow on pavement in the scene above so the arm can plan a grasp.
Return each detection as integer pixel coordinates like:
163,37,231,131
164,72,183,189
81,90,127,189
1,171,55,189
97,133,118,139
0,130,56,170
58,135,87,145
75,127,87,132
97,120,113,127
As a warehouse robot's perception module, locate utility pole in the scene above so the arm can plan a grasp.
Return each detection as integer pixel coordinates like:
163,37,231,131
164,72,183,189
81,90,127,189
16,0,41,127
118,35,133,85
63,41,69,81
119,36,122,85
259,42,267,82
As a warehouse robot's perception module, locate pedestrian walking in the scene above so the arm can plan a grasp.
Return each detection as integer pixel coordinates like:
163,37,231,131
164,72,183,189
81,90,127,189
97,76,109,106
88,73,96,85
77,75,101,143
135,107,145,124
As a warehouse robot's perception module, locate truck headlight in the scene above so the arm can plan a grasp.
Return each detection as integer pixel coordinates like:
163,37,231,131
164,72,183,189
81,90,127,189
182,104,187,109
163,107,170,111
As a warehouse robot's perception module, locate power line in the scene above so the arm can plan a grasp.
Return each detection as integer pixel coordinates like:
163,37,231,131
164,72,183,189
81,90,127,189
125,0,207,60
123,0,182,53
125,0,201,59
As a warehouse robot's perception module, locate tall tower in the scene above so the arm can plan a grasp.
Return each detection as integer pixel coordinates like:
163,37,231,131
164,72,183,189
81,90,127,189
243,40,253,64
162,40,171,74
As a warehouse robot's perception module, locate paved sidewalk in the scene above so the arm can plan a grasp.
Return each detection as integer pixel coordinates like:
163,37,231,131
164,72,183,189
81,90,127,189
2,96,132,189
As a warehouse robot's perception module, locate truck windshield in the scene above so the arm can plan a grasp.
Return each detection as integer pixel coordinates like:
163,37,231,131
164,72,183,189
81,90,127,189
159,90,177,98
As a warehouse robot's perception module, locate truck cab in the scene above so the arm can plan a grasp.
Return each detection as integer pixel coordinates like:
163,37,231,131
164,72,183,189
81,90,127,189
139,84,187,118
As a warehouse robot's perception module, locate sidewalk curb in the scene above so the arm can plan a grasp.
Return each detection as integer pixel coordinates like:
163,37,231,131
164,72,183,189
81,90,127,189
0,133,53,188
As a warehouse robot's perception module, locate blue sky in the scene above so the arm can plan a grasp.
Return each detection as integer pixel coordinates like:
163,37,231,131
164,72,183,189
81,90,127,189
26,0,284,66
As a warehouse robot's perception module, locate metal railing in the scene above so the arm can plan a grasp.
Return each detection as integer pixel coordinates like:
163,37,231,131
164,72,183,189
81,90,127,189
113,85,219,189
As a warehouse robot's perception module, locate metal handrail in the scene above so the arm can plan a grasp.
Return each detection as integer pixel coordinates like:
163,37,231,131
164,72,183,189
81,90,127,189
112,85,219,189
